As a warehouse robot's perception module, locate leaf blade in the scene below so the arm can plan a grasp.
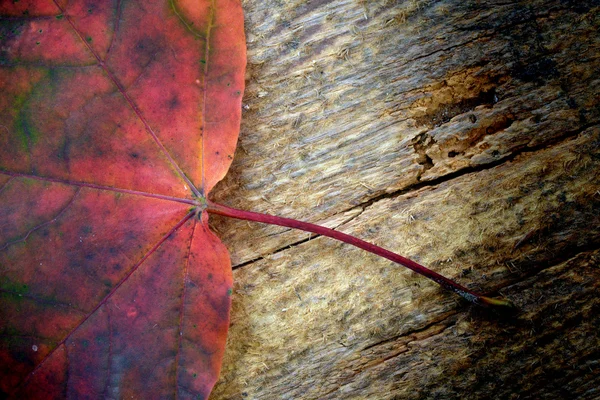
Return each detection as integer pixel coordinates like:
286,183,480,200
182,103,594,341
1,0,245,397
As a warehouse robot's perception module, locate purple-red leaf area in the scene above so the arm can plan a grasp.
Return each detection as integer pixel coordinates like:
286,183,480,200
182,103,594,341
1,0,245,398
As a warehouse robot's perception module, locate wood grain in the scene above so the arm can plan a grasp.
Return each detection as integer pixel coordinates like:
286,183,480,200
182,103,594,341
210,1,600,398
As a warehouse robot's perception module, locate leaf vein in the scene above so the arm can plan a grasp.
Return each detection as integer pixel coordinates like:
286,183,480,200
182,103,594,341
0,171,197,205
174,217,197,399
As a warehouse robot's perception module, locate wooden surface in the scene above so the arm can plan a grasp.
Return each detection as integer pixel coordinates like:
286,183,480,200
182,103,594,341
210,1,600,399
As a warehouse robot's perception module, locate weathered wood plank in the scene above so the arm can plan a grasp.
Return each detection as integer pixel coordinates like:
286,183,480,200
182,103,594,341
210,1,600,398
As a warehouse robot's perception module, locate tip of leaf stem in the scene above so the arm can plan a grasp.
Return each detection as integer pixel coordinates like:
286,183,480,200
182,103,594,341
194,195,208,211
479,295,517,309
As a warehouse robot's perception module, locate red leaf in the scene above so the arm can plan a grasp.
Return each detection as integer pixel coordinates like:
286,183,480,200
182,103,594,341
0,0,245,397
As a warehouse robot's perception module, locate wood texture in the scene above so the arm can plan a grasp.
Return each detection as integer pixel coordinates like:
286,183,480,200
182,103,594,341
210,1,600,398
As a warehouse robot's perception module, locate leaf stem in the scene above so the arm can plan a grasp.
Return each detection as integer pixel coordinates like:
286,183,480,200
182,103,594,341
206,201,514,309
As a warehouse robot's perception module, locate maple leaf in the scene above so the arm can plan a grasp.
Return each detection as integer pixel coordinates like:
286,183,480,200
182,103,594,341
1,0,244,397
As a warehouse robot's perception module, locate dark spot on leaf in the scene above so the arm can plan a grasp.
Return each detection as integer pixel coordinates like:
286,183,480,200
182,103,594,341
130,152,139,159
134,36,163,68
0,21,26,63
167,95,180,110
86,36,92,43
207,273,213,281
215,151,220,155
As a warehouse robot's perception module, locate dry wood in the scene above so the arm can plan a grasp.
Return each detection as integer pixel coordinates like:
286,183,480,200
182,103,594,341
210,1,600,398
